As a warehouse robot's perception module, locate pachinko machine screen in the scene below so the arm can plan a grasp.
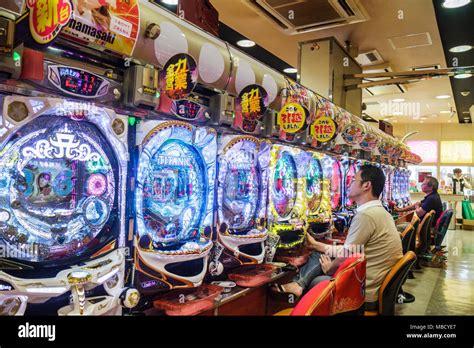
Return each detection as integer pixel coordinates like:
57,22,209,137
324,157,342,212
344,162,357,209
218,137,268,235
215,135,269,266
0,115,118,265
306,155,323,215
273,151,298,219
135,121,215,291
268,144,306,250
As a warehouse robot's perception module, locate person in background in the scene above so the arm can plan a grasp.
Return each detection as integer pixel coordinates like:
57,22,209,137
272,165,402,311
452,168,471,195
395,176,443,228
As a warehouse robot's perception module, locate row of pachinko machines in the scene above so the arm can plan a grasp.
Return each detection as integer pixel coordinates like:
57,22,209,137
0,0,419,316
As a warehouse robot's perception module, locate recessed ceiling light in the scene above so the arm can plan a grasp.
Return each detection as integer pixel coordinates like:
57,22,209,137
421,117,427,120
161,0,178,5
442,0,471,8
436,95,450,99
440,111,451,114
283,68,298,74
461,91,470,96
237,39,256,48
449,45,472,53
454,73,472,79
392,98,405,102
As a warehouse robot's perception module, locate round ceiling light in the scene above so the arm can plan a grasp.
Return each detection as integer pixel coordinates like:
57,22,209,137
442,0,471,8
237,40,256,48
283,67,298,74
454,73,472,79
449,45,472,53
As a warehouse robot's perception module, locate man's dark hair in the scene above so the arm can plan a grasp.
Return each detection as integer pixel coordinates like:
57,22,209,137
453,168,462,174
359,164,385,197
425,176,439,191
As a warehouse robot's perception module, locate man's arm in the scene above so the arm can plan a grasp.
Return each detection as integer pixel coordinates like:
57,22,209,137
395,201,420,212
305,233,344,256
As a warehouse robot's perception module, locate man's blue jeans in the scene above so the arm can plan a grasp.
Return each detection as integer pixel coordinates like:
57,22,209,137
293,251,331,292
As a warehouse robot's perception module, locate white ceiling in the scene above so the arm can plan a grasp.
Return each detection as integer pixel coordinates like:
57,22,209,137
210,0,459,124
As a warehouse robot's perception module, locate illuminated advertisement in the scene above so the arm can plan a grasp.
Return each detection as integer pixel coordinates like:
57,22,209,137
62,0,140,56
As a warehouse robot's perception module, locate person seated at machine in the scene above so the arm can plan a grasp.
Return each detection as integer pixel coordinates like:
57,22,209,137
272,165,403,311
395,176,443,228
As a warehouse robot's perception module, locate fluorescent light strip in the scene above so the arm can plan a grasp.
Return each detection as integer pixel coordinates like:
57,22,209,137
26,286,68,294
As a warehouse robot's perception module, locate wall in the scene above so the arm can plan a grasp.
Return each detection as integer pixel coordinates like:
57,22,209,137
393,122,474,179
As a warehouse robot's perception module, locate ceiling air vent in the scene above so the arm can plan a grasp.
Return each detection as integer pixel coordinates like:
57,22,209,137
242,0,370,35
355,49,384,66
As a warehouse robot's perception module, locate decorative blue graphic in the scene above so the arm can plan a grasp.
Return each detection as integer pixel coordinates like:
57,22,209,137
0,115,117,262
136,122,216,251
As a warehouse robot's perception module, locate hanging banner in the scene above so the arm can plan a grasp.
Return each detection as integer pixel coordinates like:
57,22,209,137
310,116,337,143
341,123,365,145
359,132,379,151
160,53,198,100
277,102,307,134
61,0,140,56
234,84,268,133
26,0,73,45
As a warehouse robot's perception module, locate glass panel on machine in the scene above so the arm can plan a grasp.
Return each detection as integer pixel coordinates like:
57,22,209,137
273,151,297,218
329,160,342,211
0,115,117,262
306,156,323,213
223,149,259,233
142,140,204,244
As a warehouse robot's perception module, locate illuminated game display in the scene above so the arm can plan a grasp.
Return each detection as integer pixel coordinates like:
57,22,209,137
0,97,134,315
134,120,216,294
305,151,331,236
342,159,359,211
326,156,343,213
213,135,270,272
267,144,306,250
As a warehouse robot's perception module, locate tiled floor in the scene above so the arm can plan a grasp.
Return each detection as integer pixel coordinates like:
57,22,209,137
396,229,474,315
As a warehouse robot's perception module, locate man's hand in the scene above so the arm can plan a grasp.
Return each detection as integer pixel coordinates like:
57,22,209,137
320,254,332,274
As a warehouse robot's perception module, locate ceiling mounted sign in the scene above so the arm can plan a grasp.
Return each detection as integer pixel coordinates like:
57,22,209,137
310,116,337,143
341,123,365,145
359,132,379,151
234,84,268,133
277,102,307,134
160,53,198,100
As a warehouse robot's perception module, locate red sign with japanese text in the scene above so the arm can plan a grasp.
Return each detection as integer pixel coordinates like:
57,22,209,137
27,0,72,45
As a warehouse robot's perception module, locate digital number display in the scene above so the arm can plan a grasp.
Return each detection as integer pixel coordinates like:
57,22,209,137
58,67,104,97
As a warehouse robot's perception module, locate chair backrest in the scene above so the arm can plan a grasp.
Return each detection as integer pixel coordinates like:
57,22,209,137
408,215,420,254
416,210,433,238
332,255,366,315
434,209,454,247
378,251,417,315
417,210,435,254
291,254,366,316
401,225,415,254
435,209,454,231
290,279,335,316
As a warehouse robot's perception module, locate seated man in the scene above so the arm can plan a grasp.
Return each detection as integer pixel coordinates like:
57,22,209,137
395,176,443,227
272,165,403,310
